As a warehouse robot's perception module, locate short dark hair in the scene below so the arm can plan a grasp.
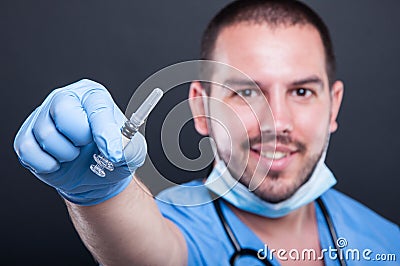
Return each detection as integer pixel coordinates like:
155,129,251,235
201,0,336,88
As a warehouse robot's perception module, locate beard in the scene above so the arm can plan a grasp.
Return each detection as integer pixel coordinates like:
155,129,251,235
215,132,328,204
249,150,322,203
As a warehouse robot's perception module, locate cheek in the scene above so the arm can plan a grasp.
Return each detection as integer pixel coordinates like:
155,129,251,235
209,104,257,146
210,119,232,148
294,107,330,148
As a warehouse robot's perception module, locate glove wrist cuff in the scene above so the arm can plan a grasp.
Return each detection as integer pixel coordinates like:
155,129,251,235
57,176,133,206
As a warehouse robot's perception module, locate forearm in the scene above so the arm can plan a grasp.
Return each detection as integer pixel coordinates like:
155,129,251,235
65,178,187,266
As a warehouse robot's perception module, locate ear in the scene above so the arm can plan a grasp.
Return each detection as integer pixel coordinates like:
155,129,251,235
329,80,344,133
189,81,209,136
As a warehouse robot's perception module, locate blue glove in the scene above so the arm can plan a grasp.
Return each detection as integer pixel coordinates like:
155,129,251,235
14,79,147,206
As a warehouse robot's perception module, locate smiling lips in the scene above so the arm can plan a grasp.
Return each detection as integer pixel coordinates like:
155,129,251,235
261,150,288,160
250,144,298,171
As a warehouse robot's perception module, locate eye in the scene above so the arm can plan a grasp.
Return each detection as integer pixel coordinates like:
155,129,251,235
235,88,260,98
291,88,313,98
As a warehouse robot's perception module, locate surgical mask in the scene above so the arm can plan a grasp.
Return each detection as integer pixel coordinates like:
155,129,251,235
204,151,336,218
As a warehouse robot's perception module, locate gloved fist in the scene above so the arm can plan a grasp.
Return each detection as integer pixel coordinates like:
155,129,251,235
14,79,147,206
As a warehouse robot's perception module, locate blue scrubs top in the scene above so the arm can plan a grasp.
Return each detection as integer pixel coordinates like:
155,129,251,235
156,180,399,266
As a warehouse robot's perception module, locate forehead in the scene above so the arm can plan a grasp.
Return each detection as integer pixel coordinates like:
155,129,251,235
212,23,328,87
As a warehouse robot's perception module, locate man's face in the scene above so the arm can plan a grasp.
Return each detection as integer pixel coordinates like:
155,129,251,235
190,23,343,203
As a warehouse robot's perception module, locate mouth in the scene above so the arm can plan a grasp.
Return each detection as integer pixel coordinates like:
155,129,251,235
250,144,298,172
259,150,290,160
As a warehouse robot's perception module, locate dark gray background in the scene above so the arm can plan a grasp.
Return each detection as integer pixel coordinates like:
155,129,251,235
1,0,399,265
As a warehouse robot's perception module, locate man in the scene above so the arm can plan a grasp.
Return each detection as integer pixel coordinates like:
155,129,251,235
14,0,399,265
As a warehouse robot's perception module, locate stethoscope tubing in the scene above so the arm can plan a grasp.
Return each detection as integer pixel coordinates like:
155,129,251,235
212,196,347,266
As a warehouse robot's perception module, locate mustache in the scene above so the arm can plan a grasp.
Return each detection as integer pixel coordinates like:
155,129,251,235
243,133,307,153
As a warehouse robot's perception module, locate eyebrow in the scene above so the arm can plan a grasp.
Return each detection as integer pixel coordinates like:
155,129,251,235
222,78,260,88
290,75,324,90
222,75,324,90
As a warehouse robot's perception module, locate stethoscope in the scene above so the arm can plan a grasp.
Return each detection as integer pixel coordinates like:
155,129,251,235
212,195,347,266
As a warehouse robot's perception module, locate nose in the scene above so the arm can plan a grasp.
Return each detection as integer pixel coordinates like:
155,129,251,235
265,91,293,135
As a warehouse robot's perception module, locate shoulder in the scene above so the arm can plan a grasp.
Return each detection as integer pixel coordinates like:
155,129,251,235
155,180,231,266
155,179,217,229
322,189,397,228
156,179,212,206
322,189,399,251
